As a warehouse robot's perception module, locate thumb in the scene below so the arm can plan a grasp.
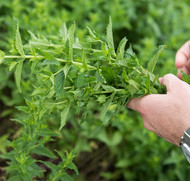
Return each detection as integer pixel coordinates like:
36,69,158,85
127,74,181,111
127,94,166,113
127,97,142,112
160,73,182,93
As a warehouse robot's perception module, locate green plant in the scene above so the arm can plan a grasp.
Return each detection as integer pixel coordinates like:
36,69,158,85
0,17,168,180
1,0,190,180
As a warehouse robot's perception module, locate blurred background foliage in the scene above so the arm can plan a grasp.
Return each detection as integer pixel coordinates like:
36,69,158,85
0,0,190,180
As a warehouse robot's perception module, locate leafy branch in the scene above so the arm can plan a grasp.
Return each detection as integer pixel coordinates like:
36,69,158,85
0,18,167,180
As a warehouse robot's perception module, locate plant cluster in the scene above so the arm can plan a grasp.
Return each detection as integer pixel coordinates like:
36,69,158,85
0,17,168,180
1,0,190,180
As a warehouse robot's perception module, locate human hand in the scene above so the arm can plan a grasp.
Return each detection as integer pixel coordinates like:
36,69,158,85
175,41,190,79
127,74,190,146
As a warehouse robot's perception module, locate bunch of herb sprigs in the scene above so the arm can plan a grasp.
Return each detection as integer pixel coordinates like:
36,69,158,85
0,17,166,180
0,17,166,127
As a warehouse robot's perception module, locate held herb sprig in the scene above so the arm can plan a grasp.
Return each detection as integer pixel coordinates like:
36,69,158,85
0,17,166,180
0,17,166,125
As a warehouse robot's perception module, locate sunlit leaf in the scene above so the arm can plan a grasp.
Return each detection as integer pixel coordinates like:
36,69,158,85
60,102,70,130
14,59,24,93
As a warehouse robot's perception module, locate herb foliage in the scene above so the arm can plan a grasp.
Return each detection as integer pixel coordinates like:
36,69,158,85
0,18,167,180
1,0,190,180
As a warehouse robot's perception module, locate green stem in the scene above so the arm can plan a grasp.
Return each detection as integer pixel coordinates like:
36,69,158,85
4,55,97,70
5,55,43,59
51,170,62,181
51,162,68,181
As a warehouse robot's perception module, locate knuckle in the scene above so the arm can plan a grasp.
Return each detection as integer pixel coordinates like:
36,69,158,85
163,73,173,79
163,74,177,85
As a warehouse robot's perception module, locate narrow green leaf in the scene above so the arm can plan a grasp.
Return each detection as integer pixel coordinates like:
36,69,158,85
60,102,70,130
29,44,36,56
126,44,135,57
29,39,50,48
68,23,76,61
147,71,156,82
54,70,65,98
13,18,25,56
67,162,79,175
32,145,56,159
43,161,57,172
100,92,115,121
61,173,74,181
54,63,71,98
150,86,158,94
0,151,14,160
8,175,22,181
95,71,104,82
63,63,71,77
127,79,140,95
56,150,67,162
182,71,190,84
31,60,38,74
145,74,151,92
101,43,108,56
42,58,59,65
106,16,115,56
87,26,96,38
116,37,128,60
9,61,18,71
76,71,86,88
14,59,24,93
102,85,116,92
11,118,25,125
148,45,166,73
128,79,140,90
0,50,5,64
28,30,37,40
101,66,115,84
59,22,67,42
38,128,59,137
16,106,30,113
81,49,88,70
93,82,101,91
122,69,128,82
36,49,59,65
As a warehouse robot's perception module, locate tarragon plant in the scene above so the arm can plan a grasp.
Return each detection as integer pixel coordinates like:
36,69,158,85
0,17,166,180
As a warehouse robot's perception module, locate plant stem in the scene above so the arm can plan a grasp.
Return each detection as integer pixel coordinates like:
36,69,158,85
5,55,43,59
4,55,97,70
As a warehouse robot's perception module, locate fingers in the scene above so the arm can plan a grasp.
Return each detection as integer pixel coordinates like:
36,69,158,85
175,40,190,68
127,74,182,112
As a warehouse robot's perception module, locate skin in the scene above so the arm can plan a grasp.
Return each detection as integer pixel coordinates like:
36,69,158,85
127,41,190,146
